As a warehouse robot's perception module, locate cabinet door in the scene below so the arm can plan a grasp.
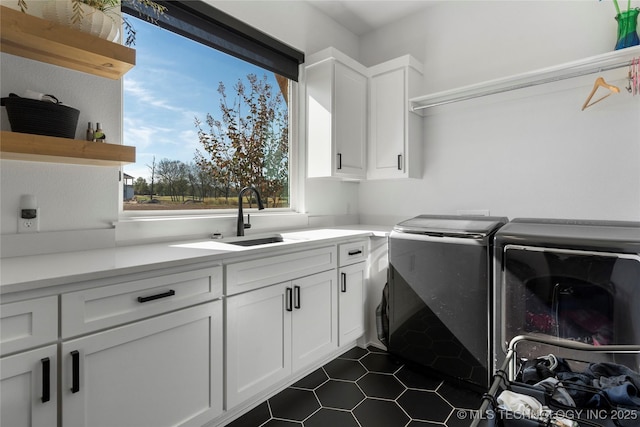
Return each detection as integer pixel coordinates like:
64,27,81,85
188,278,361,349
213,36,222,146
226,284,291,409
334,62,367,179
338,263,366,345
1,345,57,427
306,51,367,180
369,67,407,179
62,301,223,427
291,270,338,372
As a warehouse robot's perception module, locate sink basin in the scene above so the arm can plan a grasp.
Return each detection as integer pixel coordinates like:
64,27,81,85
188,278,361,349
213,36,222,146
226,235,285,246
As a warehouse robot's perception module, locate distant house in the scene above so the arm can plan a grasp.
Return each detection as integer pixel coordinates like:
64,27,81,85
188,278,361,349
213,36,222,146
123,173,134,201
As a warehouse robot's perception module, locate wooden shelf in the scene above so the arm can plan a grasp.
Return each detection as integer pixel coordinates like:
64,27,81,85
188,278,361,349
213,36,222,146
0,5,135,79
410,45,640,114
0,131,136,166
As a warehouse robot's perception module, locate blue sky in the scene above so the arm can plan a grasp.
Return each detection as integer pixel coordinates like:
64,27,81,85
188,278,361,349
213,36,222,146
123,15,280,181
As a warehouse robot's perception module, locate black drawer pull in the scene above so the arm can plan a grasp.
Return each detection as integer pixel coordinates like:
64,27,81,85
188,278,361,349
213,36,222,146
294,285,301,309
285,287,293,312
137,289,175,303
41,357,50,403
337,153,342,170
341,272,347,293
71,351,80,393
397,154,402,170
348,249,362,256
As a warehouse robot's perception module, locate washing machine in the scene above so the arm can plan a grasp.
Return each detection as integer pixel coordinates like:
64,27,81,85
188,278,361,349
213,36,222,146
388,214,508,390
493,218,640,372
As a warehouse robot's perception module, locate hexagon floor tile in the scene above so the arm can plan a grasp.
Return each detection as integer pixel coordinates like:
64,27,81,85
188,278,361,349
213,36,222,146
226,346,484,427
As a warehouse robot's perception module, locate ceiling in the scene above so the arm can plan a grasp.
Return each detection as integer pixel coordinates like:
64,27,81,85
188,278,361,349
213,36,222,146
306,1,437,36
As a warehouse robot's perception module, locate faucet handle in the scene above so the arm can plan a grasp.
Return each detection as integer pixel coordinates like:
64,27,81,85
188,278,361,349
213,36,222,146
244,213,251,230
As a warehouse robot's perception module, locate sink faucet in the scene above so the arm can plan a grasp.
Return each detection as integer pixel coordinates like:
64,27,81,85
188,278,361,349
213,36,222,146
237,186,265,236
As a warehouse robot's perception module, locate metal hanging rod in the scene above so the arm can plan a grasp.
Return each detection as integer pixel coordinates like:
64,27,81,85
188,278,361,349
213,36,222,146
410,45,640,113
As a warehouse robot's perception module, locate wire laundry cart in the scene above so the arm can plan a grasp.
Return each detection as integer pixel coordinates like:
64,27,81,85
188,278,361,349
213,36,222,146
471,335,640,427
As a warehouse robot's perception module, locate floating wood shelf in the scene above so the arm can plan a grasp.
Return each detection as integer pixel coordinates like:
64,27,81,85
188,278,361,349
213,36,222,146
0,131,136,166
0,5,135,79
410,45,640,114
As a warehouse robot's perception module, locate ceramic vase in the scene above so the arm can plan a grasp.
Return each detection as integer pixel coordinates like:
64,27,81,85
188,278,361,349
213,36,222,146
41,0,119,42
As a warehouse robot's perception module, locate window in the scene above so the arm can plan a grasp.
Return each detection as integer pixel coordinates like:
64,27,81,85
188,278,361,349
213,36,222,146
121,1,303,213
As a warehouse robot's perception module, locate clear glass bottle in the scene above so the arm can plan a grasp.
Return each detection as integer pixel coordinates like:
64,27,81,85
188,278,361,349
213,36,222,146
86,122,94,141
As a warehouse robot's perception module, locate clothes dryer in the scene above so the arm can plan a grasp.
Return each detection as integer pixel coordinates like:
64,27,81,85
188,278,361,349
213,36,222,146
494,218,640,372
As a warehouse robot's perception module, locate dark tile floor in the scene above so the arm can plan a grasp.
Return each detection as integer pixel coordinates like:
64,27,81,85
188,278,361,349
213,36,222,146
226,346,483,427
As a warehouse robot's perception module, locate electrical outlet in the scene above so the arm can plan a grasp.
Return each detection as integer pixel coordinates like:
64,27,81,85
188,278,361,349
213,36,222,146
18,208,39,233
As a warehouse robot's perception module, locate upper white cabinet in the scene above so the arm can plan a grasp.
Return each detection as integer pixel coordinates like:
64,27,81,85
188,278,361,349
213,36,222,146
368,56,424,180
306,48,367,180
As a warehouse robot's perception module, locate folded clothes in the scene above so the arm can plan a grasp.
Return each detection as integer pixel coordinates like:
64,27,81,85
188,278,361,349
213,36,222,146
522,356,640,409
585,362,640,390
533,377,576,407
497,390,578,427
587,383,640,408
498,390,545,417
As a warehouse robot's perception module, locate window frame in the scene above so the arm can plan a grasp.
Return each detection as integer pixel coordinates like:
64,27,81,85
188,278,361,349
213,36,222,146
118,1,303,219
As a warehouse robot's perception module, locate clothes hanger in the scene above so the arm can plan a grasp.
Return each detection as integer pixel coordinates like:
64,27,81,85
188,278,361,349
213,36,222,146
581,77,620,111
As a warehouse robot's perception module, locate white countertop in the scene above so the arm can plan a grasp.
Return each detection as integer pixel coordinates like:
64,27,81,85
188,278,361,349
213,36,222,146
0,226,390,295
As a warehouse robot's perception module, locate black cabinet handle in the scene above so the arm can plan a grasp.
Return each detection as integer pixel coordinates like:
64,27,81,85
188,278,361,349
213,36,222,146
337,153,342,170
348,249,362,256
71,351,80,393
397,154,403,170
294,285,301,309
41,357,50,403
341,272,347,293
137,289,175,303
285,287,293,312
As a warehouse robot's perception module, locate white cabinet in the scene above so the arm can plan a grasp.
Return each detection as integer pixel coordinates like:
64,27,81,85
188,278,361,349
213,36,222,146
338,263,366,345
0,296,58,357
306,47,367,180
61,300,223,427
291,271,338,371
226,269,337,409
1,345,57,427
0,265,223,427
368,55,424,179
0,296,59,427
61,265,222,338
337,241,367,346
225,282,290,409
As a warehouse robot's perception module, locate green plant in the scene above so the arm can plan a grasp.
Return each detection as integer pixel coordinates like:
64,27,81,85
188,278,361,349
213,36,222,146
17,0,166,46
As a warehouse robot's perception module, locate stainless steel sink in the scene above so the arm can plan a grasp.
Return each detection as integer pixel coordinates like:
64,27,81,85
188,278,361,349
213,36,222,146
226,235,285,246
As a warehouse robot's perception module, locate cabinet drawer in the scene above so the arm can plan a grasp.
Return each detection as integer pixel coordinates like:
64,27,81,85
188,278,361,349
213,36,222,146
0,296,58,356
339,240,367,266
226,246,337,295
61,265,222,338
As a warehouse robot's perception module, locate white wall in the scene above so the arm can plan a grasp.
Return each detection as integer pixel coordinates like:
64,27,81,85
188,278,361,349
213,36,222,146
358,0,640,225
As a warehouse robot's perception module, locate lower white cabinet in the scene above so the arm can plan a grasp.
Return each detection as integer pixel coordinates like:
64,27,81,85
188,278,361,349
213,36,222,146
338,262,366,345
61,300,223,427
0,344,57,427
226,270,337,409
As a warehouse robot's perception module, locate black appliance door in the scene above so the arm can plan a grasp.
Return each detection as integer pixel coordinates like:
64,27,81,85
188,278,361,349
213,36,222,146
501,245,640,369
388,232,492,388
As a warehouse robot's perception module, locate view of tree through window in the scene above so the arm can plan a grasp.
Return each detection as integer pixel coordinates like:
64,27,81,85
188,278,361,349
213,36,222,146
122,14,290,211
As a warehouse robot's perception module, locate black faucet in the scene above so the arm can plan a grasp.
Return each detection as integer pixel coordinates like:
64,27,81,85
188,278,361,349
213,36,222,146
237,186,265,236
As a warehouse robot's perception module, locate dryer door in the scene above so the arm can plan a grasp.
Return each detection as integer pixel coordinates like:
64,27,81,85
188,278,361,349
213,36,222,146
500,245,640,369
